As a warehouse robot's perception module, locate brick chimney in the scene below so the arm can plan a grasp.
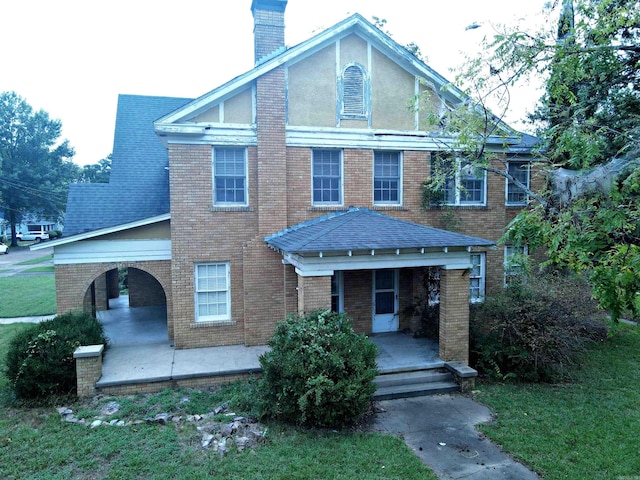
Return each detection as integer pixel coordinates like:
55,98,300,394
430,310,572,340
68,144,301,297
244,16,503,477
251,0,287,65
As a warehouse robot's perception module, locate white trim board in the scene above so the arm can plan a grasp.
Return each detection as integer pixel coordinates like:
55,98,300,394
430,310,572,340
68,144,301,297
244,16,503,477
54,239,171,265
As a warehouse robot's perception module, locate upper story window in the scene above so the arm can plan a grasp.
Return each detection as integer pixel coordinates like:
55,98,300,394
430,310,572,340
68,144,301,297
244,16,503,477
213,147,247,206
469,253,486,303
430,155,486,206
374,152,402,205
339,63,370,120
195,262,230,323
506,160,530,206
312,149,342,205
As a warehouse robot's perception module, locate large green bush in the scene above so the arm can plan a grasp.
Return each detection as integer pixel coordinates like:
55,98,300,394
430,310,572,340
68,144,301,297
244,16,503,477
5,312,107,399
258,310,378,428
470,272,609,382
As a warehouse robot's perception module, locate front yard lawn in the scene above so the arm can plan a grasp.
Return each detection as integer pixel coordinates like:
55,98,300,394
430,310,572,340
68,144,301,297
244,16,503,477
474,324,640,479
0,323,438,479
0,275,56,317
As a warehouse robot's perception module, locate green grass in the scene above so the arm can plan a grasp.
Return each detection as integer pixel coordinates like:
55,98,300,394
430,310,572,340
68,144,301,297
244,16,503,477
473,324,640,479
0,276,56,317
21,266,55,273
0,324,439,479
16,254,53,266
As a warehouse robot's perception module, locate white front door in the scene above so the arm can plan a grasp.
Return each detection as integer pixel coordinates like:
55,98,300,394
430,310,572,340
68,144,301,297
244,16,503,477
372,269,399,333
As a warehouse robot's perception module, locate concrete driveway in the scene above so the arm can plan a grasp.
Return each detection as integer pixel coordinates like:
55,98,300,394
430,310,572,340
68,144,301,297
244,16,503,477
369,395,540,480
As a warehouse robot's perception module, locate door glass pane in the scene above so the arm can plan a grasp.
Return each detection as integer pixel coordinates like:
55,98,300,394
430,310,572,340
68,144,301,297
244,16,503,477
375,270,394,290
376,292,394,314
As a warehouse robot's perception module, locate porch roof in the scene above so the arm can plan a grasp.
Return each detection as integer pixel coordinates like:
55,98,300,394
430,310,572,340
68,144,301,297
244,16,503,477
265,207,495,254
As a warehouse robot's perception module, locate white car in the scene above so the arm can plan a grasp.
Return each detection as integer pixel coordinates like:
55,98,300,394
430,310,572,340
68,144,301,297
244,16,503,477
16,231,49,242
0,243,8,254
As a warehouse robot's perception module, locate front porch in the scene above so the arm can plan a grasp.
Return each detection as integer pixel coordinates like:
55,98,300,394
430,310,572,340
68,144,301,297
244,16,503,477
92,331,443,394
82,300,456,396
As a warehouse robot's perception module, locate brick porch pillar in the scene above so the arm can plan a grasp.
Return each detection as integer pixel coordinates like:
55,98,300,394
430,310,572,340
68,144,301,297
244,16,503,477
297,275,331,313
74,345,104,397
439,268,470,364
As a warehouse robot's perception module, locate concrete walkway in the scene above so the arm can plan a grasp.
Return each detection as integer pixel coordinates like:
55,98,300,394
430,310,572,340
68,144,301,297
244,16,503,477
370,395,540,480
0,315,55,325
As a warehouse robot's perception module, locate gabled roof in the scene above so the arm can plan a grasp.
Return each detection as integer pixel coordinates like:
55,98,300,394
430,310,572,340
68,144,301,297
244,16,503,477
155,13,531,146
63,95,191,237
155,13,463,127
265,207,494,254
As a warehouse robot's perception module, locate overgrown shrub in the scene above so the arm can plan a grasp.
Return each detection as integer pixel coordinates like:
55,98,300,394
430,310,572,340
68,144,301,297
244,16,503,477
257,310,378,428
5,312,107,399
470,272,608,382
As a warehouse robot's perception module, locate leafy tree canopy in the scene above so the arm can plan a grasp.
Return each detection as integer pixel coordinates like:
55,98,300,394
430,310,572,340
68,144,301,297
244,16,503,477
0,91,76,245
423,0,640,320
77,154,111,183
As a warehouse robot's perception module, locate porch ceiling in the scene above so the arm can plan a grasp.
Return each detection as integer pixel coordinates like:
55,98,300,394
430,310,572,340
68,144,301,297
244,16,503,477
265,207,495,276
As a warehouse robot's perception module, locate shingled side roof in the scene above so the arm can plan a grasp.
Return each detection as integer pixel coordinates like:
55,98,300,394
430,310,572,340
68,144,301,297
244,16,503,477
265,207,495,253
63,95,192,236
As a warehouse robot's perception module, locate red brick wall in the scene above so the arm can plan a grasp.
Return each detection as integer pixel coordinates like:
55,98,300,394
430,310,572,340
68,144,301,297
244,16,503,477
252,4,285,64
297,275,331,313
55,260,173,338
129,268,166,307
344,270,372,333
243,239,286,346
439,268,470,363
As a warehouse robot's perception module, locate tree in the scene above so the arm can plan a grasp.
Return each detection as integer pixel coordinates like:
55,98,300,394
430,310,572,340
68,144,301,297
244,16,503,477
422,0,640,320
0,92,76,246
77,154,111,183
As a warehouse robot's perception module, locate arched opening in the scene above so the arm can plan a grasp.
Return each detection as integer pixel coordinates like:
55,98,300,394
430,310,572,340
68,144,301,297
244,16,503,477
84,266,169,346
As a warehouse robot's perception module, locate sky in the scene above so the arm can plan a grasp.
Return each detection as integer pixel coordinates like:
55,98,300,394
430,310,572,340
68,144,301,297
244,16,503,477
2,0,551,166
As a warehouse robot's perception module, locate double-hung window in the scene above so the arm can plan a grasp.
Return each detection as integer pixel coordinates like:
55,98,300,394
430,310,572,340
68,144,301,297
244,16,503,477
374,152,401,205
312,150,342,205
506,160,530,206
469,253,486,303
430,155,486,206
195,263,230,323
213,147,247,205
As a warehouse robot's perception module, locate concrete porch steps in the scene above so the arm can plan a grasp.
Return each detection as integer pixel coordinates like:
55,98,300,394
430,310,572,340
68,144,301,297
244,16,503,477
373,368,460,400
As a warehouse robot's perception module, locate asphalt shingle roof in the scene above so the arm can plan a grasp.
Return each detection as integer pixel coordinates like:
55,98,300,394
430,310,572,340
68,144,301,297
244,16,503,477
63,95,192,236
265,207,494,253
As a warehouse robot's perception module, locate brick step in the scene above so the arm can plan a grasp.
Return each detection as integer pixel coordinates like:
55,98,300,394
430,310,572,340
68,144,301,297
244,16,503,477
373,369,460,400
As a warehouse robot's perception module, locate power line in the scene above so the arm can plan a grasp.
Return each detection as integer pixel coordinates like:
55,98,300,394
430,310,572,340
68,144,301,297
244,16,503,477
0,176,69,202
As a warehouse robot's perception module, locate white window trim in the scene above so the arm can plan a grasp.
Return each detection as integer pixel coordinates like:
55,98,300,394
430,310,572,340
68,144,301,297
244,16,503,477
433,157,487,207
311,149,344,206
195,262,231,323
504,245,529,286
505,160,530,206
469,252,486,303
212,147,249,207
373,151,403,206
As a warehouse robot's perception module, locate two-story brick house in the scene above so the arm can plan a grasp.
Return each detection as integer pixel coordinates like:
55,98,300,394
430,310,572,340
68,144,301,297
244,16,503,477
43,0,536,366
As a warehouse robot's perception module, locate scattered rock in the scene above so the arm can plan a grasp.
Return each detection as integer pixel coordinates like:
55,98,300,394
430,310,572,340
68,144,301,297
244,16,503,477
101,402,120,416
56,403,268,456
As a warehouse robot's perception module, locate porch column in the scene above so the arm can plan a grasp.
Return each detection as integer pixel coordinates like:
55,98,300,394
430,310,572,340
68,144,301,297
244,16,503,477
439,268,470,364
297,275,331,313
